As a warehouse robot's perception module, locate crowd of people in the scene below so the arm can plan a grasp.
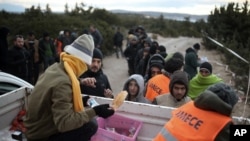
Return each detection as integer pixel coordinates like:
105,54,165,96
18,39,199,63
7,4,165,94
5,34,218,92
0,25,103,85
0,25,239,141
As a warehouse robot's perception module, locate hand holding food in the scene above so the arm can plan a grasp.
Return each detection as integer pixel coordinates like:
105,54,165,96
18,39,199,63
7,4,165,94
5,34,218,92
111,91,128,110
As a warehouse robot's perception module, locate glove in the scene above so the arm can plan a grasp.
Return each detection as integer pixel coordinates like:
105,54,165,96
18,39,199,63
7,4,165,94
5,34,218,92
93,104,115,118
82,96,90,107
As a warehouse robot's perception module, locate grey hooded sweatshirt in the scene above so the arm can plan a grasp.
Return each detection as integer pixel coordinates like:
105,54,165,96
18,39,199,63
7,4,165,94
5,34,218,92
123,74,151,104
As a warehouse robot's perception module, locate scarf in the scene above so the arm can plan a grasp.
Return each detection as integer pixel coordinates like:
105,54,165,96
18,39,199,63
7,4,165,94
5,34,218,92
60,52,88,112
188,73,222,100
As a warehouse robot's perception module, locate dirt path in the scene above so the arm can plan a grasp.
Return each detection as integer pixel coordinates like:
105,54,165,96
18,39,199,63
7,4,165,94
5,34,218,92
102,35,250,118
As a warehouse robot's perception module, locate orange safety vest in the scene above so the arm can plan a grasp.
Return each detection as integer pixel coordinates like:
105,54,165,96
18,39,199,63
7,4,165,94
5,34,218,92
145,74,170,102
153,101,231,141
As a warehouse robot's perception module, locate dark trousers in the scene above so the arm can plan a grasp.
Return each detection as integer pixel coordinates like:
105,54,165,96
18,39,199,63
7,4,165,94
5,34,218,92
48,120,98,141
115,45,124,58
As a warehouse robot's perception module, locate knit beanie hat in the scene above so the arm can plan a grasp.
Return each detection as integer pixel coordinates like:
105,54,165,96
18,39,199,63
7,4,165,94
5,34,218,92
148,54,165,69
207,82,238,107
93,48,103,60
200,62,212,73
169,71,189,96
64,34,94,65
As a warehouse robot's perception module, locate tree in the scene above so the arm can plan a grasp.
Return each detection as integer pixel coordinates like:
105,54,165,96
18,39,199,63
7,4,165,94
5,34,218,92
45,4,52,15
205,0,250,92
64,3,69,14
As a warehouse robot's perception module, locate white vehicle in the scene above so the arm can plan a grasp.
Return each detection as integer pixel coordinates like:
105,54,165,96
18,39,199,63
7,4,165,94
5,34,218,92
0,72,249,141
0,71,33,95
0,86,173,141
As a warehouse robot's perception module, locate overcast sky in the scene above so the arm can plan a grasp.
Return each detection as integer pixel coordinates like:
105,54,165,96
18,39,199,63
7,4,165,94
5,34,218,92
0,0,246,15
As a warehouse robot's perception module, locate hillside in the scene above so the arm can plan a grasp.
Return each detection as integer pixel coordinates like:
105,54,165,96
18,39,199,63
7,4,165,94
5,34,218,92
110,10,208,22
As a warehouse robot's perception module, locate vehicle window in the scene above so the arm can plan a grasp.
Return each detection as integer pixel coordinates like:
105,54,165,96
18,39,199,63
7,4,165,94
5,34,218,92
0,82,21,95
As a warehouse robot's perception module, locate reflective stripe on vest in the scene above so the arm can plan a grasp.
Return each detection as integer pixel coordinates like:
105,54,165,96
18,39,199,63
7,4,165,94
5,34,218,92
162,127,177,141
153,127,177,141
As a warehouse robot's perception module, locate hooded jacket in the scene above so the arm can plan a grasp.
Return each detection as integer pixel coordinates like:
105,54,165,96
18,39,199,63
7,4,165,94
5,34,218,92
153,71,191,107
123,74,151,104
192,88,236,141
153,83,237,141
184,47,199,80
144,54,165,82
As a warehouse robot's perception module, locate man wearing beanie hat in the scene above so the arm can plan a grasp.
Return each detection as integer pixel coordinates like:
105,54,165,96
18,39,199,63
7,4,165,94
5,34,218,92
153,83,238,141
188,61,222,100
152,70,191,108
145,57,184,102
144,54,165,83
24,34,115,141
79,48,113,98
199,61,212,75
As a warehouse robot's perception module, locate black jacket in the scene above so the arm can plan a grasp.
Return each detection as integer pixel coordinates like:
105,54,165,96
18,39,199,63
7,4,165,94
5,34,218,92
91,29,103,48
7,46,30,81
113,31,123,46
0,27,10,71
80,69,112,97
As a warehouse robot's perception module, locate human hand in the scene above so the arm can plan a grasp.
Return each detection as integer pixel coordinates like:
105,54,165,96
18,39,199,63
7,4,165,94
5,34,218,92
93,104,115,118
80,78,96,88
104,89,113,98
82,95,90,107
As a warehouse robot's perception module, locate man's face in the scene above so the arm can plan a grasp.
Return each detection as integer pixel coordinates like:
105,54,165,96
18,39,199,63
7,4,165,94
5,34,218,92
150,66,162,77
199,69,210,77
89,58,102,72
89,26,95,33
14,36,24,48
64,31,70,36
172,83,186,101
